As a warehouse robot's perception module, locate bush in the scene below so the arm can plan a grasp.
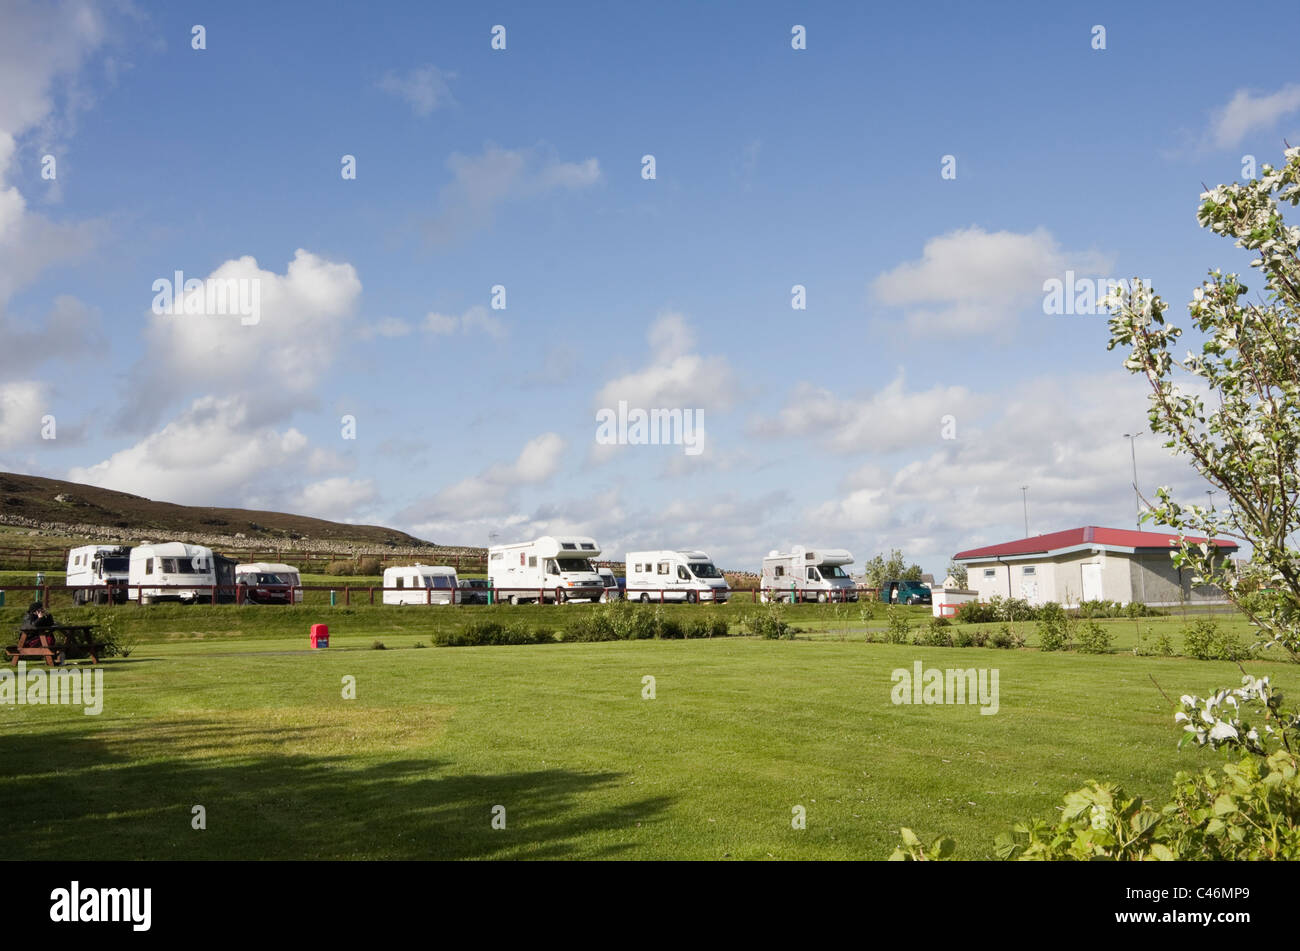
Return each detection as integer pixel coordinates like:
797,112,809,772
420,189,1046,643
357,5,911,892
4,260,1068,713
743,603,793,640
1133,627,1176,657
563,612,619,642
883,607,910,644
435,620,553,647
372,639,386,650
684,614,728,639
325,561,354,577
952,627,988,648
915,616,953,647
356,557,382,576
1076,620,1112,654
991,596,1035,622
954,601,998,624
988,624,1025,649
1035,602,1072,652
87,609,135,658
1182,617,1247,661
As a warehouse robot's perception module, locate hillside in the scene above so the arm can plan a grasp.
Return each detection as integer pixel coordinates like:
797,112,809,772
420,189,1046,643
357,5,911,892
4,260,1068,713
0,471,429,548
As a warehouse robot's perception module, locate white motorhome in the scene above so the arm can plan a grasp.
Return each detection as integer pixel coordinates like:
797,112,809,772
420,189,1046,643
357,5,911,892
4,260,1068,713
488,536,605,604
761,546,858,603
596,567,622,603
382,565,460,605
625,550,730,603
129,542,216,604
234,562,304,604
65,544,132,604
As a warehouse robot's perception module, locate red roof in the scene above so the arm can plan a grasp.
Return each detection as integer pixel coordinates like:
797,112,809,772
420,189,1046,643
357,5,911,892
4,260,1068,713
953,526,1238,561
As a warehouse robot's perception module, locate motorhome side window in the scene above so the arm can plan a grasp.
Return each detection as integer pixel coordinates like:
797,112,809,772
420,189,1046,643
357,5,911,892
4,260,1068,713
774,566,784,577
658,562,669,575
528,556,537,568
546,559,559,575
677,566,690,581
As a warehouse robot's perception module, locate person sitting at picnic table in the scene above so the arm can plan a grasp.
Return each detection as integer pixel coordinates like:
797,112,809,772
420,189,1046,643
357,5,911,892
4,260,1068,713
18,602,56,650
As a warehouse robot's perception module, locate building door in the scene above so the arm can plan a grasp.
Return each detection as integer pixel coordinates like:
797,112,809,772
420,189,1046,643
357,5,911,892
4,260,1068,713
1081,563,1103,602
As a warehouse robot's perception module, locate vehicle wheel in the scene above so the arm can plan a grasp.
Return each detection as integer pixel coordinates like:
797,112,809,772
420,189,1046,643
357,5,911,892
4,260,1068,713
141,595,154,605
640,594,650,603
508,595,519,605
907,596,918,605
817,592,828,603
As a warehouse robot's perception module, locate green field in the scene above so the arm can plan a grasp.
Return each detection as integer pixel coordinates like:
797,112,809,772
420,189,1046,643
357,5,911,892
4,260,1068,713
1,599,1291,860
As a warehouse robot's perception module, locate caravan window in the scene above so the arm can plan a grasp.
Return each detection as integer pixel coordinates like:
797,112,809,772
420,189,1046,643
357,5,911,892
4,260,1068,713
657,562,670,575
145,558,154,575
774,565,785,578
396,577,404,589
432,577,452,589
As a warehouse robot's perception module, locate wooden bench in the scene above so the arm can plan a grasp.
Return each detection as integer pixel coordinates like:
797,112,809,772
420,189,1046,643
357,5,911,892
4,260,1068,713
4,625,103,666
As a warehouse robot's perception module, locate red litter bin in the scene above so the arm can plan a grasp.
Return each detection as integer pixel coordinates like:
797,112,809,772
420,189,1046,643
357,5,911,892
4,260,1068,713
310,623,329,649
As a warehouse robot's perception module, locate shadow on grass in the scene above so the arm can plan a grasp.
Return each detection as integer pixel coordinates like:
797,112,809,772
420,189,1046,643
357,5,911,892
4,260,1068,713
0,718,671,860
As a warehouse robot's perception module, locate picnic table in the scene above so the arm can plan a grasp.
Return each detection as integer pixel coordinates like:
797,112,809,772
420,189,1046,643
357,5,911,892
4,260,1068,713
3,624,104,666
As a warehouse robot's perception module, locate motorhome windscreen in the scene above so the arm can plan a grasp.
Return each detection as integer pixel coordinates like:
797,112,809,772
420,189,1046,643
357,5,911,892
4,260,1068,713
819,565,848,578
99,557,129,572
557,558,594,573
689,563,722,578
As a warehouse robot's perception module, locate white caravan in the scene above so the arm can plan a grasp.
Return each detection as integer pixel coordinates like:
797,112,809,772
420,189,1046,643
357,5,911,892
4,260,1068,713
65,544,132,604
234,562,305,604
625,550,730,603
129,542,216,604
761,546,858,603
488,536,605,604
382,565,460,605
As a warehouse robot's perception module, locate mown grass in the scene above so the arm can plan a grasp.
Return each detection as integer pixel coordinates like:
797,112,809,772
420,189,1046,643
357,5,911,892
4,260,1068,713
0,598,1294,860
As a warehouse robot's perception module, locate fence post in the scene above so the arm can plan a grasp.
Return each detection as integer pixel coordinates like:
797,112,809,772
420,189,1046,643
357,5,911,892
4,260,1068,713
369,587,375,605
345,586,350,606
42,584,49,609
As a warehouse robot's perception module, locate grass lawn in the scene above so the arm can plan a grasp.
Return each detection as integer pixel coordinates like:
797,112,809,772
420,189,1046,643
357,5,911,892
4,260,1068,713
1,600,1293,860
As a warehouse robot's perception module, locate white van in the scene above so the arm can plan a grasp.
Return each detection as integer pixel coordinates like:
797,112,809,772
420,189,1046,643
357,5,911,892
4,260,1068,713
625,550,730,603
129,542,217,604
66,544,132,604
488,536,605,604
596,567,622,603
382,565,460,605
234,562,304,604
761,546,858,603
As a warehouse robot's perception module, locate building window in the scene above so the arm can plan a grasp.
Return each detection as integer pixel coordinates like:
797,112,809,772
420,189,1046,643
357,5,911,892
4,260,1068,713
983,568,995,579
1023,566,1036,576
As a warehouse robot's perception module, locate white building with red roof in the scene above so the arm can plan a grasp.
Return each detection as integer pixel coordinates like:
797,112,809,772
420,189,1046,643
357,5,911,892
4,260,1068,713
952,526,1238,608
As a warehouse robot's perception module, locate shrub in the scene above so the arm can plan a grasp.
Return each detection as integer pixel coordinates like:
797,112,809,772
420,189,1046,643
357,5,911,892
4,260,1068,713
743,603,793,640
952,627,988,648
883,607,910,644
414,641,426,649
991,596,1035,622
325,561,354,577
356,557,382,576
1182,617,1247,661
1076,620,1112,654
989,625,1025,649
1133,627,1176,657
372,639,386,650
435,620,552,647
684,614,728,639
87,609,135,658
1035,602,1072,652
954,601,998,624
562,613,619,643
915,617,953,647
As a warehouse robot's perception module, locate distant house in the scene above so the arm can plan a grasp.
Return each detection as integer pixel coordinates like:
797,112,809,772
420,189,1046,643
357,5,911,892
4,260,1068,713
952,526,1238,608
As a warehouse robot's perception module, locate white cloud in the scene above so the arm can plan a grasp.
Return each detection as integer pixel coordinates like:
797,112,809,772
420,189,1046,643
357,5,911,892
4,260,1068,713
595,311,738,413
0,380,49,450
753,370,977,454
123,249,361,428
1209,84,1300,149
870,227,1112,334
424,304,506,339
400,432,568,525
358,316,413,339
0,294,102,373
426,144,601,244
377,64,455,116
299,477,378,519
69,395,339,509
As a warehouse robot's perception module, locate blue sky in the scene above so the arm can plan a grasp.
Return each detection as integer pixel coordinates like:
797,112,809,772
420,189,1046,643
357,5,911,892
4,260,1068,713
1,0,1297,573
